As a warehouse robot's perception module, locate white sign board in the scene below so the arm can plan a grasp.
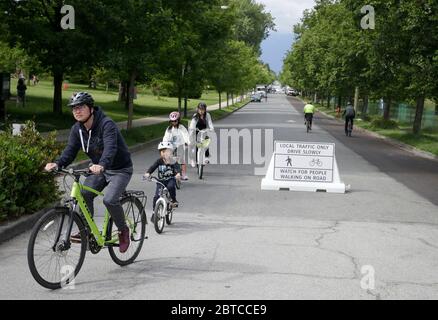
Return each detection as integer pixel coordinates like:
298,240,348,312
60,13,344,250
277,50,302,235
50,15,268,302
274,142,335,183
261,141,347,193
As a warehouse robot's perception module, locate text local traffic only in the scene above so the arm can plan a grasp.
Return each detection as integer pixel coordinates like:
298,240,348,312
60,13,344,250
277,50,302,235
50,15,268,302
276,143,334,157
274,142,335,183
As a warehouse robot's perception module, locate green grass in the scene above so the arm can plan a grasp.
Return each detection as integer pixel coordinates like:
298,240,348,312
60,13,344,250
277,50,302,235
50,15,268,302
5,79,228,132
315,102,438,156
72,97,249,163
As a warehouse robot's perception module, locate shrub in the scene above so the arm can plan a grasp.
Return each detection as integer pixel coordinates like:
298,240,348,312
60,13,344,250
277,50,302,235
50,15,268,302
370,118,399,129
0,121,64,222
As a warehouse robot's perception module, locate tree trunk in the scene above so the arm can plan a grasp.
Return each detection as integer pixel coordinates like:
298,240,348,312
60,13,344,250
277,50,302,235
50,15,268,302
232,93,234,105
0,100,5,123
178,86,182,114
383,97,391,121
354,87,359,111
53,71,63,115
362,95,369,114
337,95,342,108
184,95,188,118
413,96,425,135
125,80,130,111
118,81,127,102
218,91,221,110
126,72,136,130
226,92,229,108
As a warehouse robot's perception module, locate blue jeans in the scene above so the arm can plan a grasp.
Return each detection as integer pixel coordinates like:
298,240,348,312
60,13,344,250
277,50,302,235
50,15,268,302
81,167,133,230
153,178,176,210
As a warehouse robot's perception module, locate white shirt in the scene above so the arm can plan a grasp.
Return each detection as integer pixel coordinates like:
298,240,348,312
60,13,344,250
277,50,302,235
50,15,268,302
163,125,190,148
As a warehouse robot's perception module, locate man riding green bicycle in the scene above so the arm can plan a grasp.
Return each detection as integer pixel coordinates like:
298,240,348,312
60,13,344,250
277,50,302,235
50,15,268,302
44,92,133,253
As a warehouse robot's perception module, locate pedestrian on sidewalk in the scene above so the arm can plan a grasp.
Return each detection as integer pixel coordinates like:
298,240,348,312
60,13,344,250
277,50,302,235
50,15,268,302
16,78,27,108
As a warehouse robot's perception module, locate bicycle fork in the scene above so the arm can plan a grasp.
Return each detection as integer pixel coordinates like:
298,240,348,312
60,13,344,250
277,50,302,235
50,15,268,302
52,203,78,252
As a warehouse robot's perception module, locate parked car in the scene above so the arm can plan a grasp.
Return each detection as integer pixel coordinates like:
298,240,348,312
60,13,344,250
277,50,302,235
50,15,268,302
286,88,299,96
250,92,262,102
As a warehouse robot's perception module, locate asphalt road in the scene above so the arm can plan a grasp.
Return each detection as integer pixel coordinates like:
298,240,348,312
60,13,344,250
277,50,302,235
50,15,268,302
0,94,437,300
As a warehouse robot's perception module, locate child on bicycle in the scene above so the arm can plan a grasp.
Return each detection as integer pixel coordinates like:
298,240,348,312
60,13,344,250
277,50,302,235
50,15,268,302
163,111,190,180
144,141,180,215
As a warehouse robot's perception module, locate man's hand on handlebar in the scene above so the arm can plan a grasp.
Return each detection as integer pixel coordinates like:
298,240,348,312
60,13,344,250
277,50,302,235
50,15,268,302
44,163,58,172
143,172,152,181
89,164,104,175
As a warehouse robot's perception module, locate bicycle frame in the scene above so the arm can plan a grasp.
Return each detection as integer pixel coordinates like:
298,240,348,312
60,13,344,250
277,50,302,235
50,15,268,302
196,130,211,165
71,181,119,247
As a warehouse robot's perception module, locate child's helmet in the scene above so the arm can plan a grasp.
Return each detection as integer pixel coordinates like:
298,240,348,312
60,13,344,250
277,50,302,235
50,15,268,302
158,141,174,150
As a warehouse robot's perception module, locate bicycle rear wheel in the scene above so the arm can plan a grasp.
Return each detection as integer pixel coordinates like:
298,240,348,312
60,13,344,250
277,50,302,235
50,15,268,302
27,208,87,290
198,164,204,179
154,200,166,234
108,196,146,266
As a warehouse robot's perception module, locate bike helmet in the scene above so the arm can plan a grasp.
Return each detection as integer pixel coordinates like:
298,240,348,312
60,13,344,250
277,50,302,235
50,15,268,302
158,141,174,151
68,92,94,108
169,111,180,121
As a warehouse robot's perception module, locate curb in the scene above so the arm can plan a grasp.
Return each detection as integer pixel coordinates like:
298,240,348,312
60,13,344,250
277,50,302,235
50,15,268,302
0,99,250,245
0,206,55,245
317,109,438,162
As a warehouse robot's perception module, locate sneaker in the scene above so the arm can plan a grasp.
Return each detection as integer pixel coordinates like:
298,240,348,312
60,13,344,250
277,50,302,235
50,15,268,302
118,226,130,253
182,175,189,181
171,200,179,208
70,232,81,244
190,160,196,168
204,158,210,165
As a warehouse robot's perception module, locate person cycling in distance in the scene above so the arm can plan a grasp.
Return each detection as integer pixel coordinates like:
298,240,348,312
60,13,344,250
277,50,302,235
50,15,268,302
144,141,180,221
163,111,190,180
303,102,316,130
342,102,356,136
44,92,133,253
189,102,214,167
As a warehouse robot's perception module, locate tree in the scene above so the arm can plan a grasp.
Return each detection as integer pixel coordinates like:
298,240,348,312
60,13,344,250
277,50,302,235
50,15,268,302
1,0,112,114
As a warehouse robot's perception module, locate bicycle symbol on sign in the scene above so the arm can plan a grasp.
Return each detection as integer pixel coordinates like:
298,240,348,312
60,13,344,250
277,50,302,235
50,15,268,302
309,158,323,167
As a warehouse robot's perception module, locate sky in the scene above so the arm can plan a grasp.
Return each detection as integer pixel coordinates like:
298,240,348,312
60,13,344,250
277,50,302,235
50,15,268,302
258,0,316,75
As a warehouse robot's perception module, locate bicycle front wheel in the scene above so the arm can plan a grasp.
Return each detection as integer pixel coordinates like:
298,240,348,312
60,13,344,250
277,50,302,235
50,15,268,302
27,208,87,290
108,196,146,266
154,201,166,234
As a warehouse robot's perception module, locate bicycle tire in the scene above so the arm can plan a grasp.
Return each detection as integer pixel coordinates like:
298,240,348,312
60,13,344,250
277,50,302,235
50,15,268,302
108,196,147,266
176,178,181,190
166,208,173,225
27,208,87,290
154,201,166,234
198,164,204,179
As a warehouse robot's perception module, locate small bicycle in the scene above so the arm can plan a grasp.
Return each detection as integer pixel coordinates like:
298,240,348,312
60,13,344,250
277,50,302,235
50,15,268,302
144,175,176,234
27,168,147,290
196,129,211,179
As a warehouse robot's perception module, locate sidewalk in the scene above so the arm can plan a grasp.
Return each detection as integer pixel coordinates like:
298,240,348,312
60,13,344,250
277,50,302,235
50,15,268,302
49,95,246,142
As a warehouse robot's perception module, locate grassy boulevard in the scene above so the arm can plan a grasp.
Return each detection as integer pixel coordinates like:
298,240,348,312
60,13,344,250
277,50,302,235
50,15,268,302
313,101,438,157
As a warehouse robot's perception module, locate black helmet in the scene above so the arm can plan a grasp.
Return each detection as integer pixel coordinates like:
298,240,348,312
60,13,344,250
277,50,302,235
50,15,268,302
68,92,94,108
197,102,207,110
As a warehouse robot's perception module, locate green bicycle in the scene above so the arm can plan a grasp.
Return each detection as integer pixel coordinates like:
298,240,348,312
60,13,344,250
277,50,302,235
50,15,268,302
27,168,147,290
